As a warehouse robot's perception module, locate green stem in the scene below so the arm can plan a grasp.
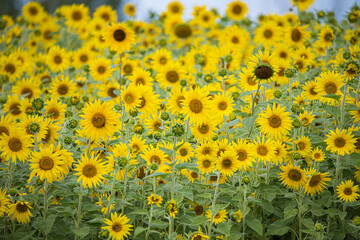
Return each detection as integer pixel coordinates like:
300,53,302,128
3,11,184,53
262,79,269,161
108,167,119,217
43,179,49,240
146,204,153,240
75,184,83,240
356,75,360,104
207,171,221,237
242,184,247,240
298,191,303,240
340,82,348,128
247,84,261,138
122,165,129,213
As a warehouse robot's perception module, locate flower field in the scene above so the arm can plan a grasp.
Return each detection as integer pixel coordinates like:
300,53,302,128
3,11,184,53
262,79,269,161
1,0,360,239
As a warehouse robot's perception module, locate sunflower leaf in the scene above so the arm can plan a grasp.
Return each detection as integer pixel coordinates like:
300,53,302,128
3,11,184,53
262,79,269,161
246,215,263,236
267,220,289,236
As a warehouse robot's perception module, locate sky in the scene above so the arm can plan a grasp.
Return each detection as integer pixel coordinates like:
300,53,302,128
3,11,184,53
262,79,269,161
126,0,360,21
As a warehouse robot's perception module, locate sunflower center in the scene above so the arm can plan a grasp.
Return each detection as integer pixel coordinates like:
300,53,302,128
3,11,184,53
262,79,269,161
16,203,28,213
176,96,185,108
179,148,187,156
112,223,122,232
42,128,51,143
83,164,97,178
154,121,161,130
107,87,117,98
343,187,353,195
43,30,52,40
123,65,132,74
189,99,203,113
203,160,211,168
150,155,161,164
101,13,110,21
264,29,273,39
280,52,287,59
291,29,302,42
324,82,337,94
334,137,346,148
138,97,146,108
202,147,211,155
136,78,145,85
255,65,274,80
309,175,321,187
113,29,126,42
232,36,239,44
124,93,134,104
57,84,68,95
278,68,285,77
194,205,204,215
288,169,302,181
297,142,305,150
29,6,38,15
54,55,62,64
166,71,179,83
218,101,227,111
80,54,88,62
174,24,192,39
214,213,220,219
39,157,54,170
0,126,9,136
324,33,333,42
314,153,321,159
257,146,268,156
302,118,309,125
72,11,82,21
355,139,360,149
98,66,106,74
269,115,282,128
237,150,247,161
309,87,317,96
10,103,21,115
46,108,59,119
247,76,257,85
8,137,22,152
232,4,242,14
92,113,106,129
198,124,209,134
191,172,198,179
223,159,232,168
5,63,15,74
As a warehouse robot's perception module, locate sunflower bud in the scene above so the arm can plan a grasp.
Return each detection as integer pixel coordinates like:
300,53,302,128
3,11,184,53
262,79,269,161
31,98,44,111
64,136,72,145
317,10,325,18
180,79,187,87
68,119,78,129
114,104,122,111
134,124,145,134
212,135,218,141
147,133,153,139
314,223,323,232
225,55,233,63
28,122,40,134
172,123,185,137
0,20,5,30
76,103,84,110
293,152,301,160
26,108,34,115
166,86,172,92
70,96,80,106
9,188,17,196
153,132,161,140
229,113,236,121
117,157,128,167
292,118,302,128
353,216,360,226
285,68,296,78
231,92,239,100
98,229,109,239
65,110,73,118
204,74,214,83
161,112,170,121
274,90,282,98
150,163,158,171
243,176,250,184
0,96,6,104
218,68,227,77
196,72,203,78
129,108,138,117
159,38,167,47
343,52,351,60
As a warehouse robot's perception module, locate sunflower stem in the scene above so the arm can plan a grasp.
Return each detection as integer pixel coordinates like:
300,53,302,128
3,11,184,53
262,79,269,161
356,75,360,104
43,178,49,240
122,165,129,213
108,167,119,218
75,184,83,240
340,82,348,128
146,204,153,240
334,154,341,190
168,136,177,237
207,170,221,237
298,191,303,240
247,84,261,138
34,132,38,152
119,52,124,88
242,184,247,240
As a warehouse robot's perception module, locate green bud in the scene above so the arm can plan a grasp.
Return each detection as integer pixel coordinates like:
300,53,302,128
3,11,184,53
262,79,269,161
150,163,158,171
114,104,122,111
218,68,227,77
70,96,80,106
292,118,302,128
68,119,78,129
232,92,240,100
82,95,89,103
147,133,153,139
229,113,236,121
129,108,138,117
0,20,6,30
172,123,185,137
9,188,17,196
117,157,128,168
64,136,72,145
355,52,360,59
196,72,203,78
212,135,218,141
139,49,146,55
285,68,296,78
291,104,299,113
0,96,7,104
204,74,213,83
296,108,304,114
161,112,170,121
76,103,84,110
134,124,145,134
317,10,325,18
26,108,34,115
243,176,250,184
343,52,351,60
353,216,360,226
274,90,282,98
180,79,187,87
83,65,90,72
31,98,44,111
314,223,323,232
65,110,73,118
166,86,172,92
159,38,167,47
225,55,233,63
28,122,40,134
98,229,109,239
153,132,161,140
293,152,301,160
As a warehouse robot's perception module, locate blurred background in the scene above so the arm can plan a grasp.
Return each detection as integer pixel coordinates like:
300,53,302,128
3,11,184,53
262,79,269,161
1,0,359,21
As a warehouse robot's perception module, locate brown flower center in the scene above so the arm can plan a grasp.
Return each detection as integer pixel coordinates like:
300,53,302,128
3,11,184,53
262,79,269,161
202,147,211,155
123,64,132,74
174,24,192,39
5,63,15,74
237,150,247,161
136,78,145,85
279,51,287,59
112,223,122,232
247,76,257,86
0,126,9,136
232,4,242,14
101,13,110,21
97,66,106,74
92,113,106,128
154,121,161,130
138,97,146,108
324,82,337,94
107,87,117,98
222,159,232,168
176,96,185,108
194,205,204,215
309,87,317,96
191,172,198,179
334,137,345,148
343,187,353,195
42,128,51,143
309,174,321,187
179,148,187,156
29,6,38,16
269,115,282,128
72,11,82,21
124,93,134,104
354,139,360,150
291,28,302,42
288,169,302,181
83,164,97,178
218,101,227,111
257,146,268,156
10,103,21,115
255,65,274,80
57,84,68,95
43,30,53,40
314,153,321,159
16,203,28,213
80,54,88,63
297,141,306,150
264,29,273,39
39,157,54,170
47,108,59,119
8,138,22,152
166,71,179,83
203,159,211,168
198,124,209,134
189,99,203,113
324,32,333,42
232,36,239,44
150,155,161,164
54,55,62,64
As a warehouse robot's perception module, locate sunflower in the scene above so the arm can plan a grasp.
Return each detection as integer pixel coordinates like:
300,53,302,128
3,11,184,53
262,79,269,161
176,141,194,163
304,169,331,196
317,25,334,48
0,188,10,217
350,102,360,123
157,61,186,89
291,0,315,11
124,3,136,17
0,55,23,81
128,68,153,87
285,24,310,47
74,154,110,188
239,67,258,91
0,128,32,163
272,140,287,165
196,141,217,158
336,180,359,202
44,98,66,124
206,209,228,226
151,48,173,71
275,59,291,85
167,1,184,15
188,201,207,216
253,137,276,163
147,194,163,207
254,21,282,48
29,145,64,183
141,145,170,173
22,1,44,23
296,136,312,156
64,4,89,28
0,115,15,138
210,93,235,120
168,87,186,115
98,81,121,104
136,85,161,118
129,135,146,156
248,50,279,82
344,60,360,79
215,150,239,177
121,85,141,110
46,45,70,73
191,119,217,141
102,23,135,54
182,88,212,124
80,100,121,141
145,114,163,133
226,0,248,21
279,164,307,190
197,155,216,174
72,47,94,69
8,201,33,224
302,80,319,101
89,57,114,82
39,21,60,47
218,26,251,50
93,5,117,23
40,121,61,147
102,212,133,240
256,104,292,139
190,228,210,240
20,114,48,140
325,128,356,156
12,78,41,99
311,147,325,162
182,169,200,183
231,139,255,171
3,95,25,121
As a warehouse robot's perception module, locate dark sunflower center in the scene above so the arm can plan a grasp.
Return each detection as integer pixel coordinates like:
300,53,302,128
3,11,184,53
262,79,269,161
150,155,161,164
202,147,211,155
247,76,257,85
324,82,337,94
124,93,134,104
218,101,227,111
210,176,218,181
83,164,97,178
309,174,321,187
80,54,88,62
255,65,274,80
314,153,321,158
191,172,198,179
334,137,346,148
232,4,242,14
113,29,126,42
264,29,273,39
166,71,179,83
29,6,38,15
257,146,268,156
179,148,187,156
112,223,122,232
302,118,309,125
92,113,106,128
280,52,287,59
232,36,239,44
269,115,282,128
297,142,305,150
42,129,51,143
72,11,82,21
223,159,232,168
5,63,15,74
343,187,353,195
47,109,59,119
198,124,209,134
309,87,317,96
138,97,146,108
176,96,185,108
57,84,68,95
291,29,302,42
355,139,360,149
174,24,192,39
107,87,117,98
324,32,333,42
288,169,302,181
20,88,33,99
97,66,106,74
203,160,211,168
54,55,62,64
8,138,22,152
278,68,285,77
189,99,203,113
101,13,110,21
0,126,9,136
39,157,54,170
123,65,132,74
136,78,145,85
237,150,247,161
43,30,52,40
154,121,161,130
16,203,28,213
194,205,204,215
10,103,21,115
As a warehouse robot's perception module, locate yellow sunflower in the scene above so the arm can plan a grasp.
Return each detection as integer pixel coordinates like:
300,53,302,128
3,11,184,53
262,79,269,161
22,1,44,23
190,228,210,240
206,209,228,226
168,87,186,115
102,23,135,54
44,98,66,125
285,23,310,47
304,169,331,196
252,137,276,163
89,57,114,82
80,100,121,141
46,45,70,73
156,61,186,89
166,199,178,218
0,115,15,138
291,0,315,11
231,139,255,171
279,164,307,190
215,150,239,177
302,80,319,101
317,25,334,48
336,180,359,202
239,67,259,91
210,93,235,121
254,21,282,48
299,111,315,126
128,135,146,156
124,3,136,17
176,141,194,163
0,128,32,163
191,119,217,141
182,88,212,124
64,4,89,28
136,85,161,118
121,85,141,110
167,1,184,15
197,155,216,174
141,145,170,173
93,5,117,23
311,147,325,162
0,55,23,81
102,212,133,240
0,188,10,216
226,0,248,21
296,136,312,156
127,68,153,87
12,78,41,99
147,194,163,207
8,201,33,224
325,128,356,156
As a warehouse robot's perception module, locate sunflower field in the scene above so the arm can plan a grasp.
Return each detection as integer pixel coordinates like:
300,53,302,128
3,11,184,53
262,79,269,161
1,0,360,239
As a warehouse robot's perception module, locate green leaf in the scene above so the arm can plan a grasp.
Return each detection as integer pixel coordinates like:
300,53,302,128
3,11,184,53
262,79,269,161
132,209,148,215
71,226,90,239
215,222,231,235
267,220,289,236
246,215,263,236
322,104,340,118
349,153,360,167
174,163,198,172
134,227,147,238
144,171,168,179
179,188,193,201
152,220,168,229
43,214,56,234
197,193,212,199
284,206,298,221
323,93,341,102
258,200,273,214
302,218,314,230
